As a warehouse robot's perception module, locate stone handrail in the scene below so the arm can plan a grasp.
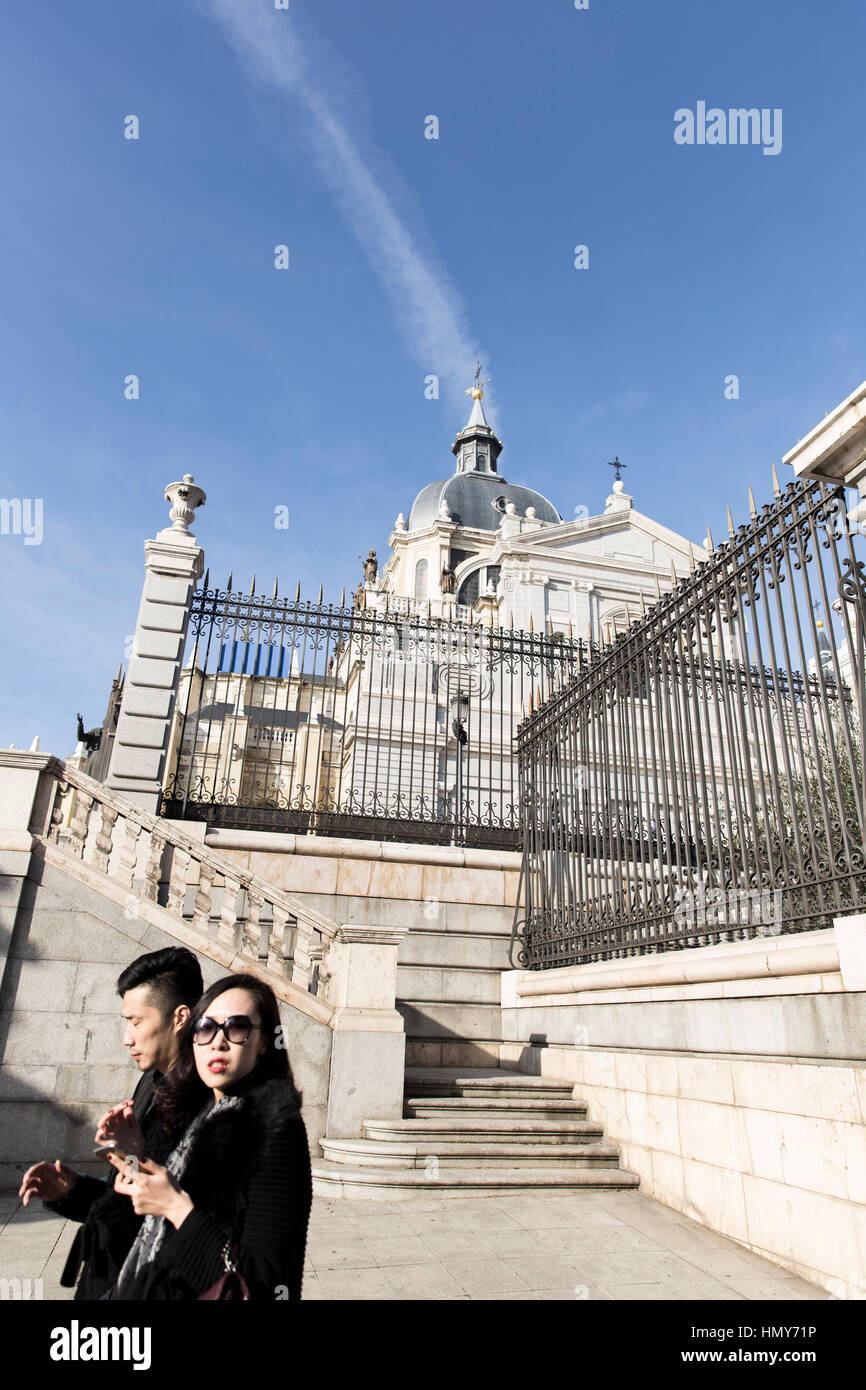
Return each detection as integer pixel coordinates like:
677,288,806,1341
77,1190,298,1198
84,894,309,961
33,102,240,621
37,760,337,997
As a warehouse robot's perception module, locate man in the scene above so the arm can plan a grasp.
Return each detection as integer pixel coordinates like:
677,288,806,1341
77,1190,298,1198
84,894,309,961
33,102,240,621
18,946,203,1299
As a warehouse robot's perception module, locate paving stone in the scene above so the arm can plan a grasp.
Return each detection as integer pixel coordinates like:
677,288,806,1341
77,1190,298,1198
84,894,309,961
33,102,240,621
562,1250,706,1287
300,1273,326,1301
414,1229,495,1258
531,1228,609,1256
306,1218,358,1241
362,1235,440,1266
41,1285,74,1302
398,1205,519,1234
314,1266,394,1300
579,1226,670,1254
488,1197,587,1230
470,1289,538,1300
500,1255,597,1291
600,1282,695,1301
472,1227,545,1256
715,1275,830,1301
382,1262,465,1298
305,1237,374,1270
533,1285,612,1301
344,1211,414,1238
441,1256,532,1296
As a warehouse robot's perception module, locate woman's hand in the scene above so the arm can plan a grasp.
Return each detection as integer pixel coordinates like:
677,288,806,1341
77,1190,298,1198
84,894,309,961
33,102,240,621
95,1102,145,1157
18,1160,78,1206
108,1155,194,1230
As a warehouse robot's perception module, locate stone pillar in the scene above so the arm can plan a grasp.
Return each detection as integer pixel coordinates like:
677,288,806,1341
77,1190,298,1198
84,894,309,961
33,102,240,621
324,923,408,1139
106,475,205,814
834,912,866,990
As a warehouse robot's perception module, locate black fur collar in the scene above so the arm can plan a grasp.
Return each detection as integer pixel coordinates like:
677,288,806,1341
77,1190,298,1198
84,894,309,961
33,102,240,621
176,1078,302,1225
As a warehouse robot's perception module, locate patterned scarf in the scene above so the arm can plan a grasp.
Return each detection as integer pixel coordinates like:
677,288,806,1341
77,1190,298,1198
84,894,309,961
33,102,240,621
113,1092,244,1299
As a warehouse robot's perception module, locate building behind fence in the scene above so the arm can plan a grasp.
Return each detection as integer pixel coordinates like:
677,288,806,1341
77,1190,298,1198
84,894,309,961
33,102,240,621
95,385,708,851
86,387,866,926
161,588,586,850
512,476,866,969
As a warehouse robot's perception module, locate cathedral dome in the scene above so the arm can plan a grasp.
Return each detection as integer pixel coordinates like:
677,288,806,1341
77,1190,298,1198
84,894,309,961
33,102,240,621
408,472,561,531
407,383,562,532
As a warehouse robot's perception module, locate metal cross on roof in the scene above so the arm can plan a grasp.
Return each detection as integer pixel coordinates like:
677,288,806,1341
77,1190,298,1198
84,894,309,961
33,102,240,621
607,456,627,482
465,361,492,397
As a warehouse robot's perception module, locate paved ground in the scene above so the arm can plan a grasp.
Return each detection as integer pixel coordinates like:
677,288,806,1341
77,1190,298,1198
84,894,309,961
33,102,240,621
0,1187,828,1301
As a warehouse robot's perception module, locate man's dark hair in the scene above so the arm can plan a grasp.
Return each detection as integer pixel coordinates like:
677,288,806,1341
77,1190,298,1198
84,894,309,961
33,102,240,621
116,948,204,1018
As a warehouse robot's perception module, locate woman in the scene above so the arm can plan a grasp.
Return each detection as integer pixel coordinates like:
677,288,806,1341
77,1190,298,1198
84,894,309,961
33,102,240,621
106,974,312,1300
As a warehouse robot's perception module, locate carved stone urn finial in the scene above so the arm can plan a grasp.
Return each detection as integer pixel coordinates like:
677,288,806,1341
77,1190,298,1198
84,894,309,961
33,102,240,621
164,474,206,536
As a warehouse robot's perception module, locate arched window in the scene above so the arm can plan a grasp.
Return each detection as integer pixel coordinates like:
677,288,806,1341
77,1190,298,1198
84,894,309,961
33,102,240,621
414,559,428,600
457,569,481,607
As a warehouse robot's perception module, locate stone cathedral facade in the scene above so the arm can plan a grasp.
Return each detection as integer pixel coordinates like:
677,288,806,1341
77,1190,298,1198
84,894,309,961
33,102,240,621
155,384,714,838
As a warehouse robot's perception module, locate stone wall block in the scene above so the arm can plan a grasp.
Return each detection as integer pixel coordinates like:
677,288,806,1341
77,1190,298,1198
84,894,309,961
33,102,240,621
132,630,184,662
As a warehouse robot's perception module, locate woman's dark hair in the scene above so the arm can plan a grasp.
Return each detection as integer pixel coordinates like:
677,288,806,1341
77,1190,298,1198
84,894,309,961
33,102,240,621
156,973,299,1136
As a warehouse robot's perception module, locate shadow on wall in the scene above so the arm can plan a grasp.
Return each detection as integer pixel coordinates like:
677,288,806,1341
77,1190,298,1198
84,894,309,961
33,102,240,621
0,868,139,1188
0,853,331,1187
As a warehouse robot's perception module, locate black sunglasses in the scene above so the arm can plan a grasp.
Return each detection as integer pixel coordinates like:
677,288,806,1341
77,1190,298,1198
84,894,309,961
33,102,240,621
192,1014,264,1046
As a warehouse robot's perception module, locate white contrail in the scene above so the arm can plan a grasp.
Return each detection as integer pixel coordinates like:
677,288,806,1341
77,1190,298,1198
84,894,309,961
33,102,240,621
195,0,490,417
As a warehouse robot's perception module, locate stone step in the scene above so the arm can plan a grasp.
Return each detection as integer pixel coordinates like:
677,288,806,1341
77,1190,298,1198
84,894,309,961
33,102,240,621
403,1070,576,1099
405,1097,588,1120
319,1137,621,1168
398,1001,502,1040
397,931,511,971
396,964,502,1004
311,1163,641,1199
405,1039,502,1068
363,1117,599,1141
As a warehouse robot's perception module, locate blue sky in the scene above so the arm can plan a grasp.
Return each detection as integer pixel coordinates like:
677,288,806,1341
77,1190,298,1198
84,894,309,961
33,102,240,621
2,0,865,755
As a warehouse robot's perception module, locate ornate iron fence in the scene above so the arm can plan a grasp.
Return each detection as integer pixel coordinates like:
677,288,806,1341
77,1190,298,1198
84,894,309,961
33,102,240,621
512,478,866,969
162,587,585,850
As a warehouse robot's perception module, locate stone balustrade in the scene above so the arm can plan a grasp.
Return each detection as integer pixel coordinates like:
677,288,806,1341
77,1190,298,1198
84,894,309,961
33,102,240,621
42,763,337,997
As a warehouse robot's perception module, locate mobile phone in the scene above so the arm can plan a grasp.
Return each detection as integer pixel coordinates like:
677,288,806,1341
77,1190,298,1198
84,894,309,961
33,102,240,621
93,1144,130,1164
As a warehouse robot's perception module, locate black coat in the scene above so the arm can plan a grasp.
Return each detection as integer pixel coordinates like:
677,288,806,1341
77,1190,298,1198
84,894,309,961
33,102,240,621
110,1074,312,1302
48,1070,173,1301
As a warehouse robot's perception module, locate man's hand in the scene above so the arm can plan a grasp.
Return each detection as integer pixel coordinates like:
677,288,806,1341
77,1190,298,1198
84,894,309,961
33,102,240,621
108,1155,193,1230
19,1160,79,1207
95,1101,145,1157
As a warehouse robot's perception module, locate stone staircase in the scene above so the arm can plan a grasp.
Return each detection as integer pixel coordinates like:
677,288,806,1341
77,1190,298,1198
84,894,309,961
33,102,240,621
397,906,512,1069
311,1067,640,1198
